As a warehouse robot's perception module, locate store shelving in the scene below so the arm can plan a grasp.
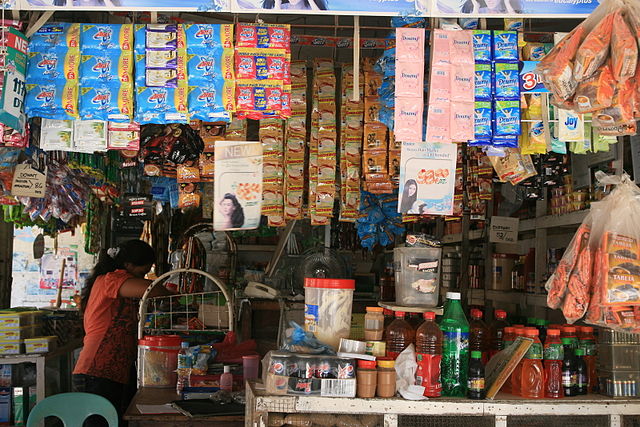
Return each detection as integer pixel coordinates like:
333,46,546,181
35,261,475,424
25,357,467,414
519,210,589,233
237,244,278,252
442,229,485,244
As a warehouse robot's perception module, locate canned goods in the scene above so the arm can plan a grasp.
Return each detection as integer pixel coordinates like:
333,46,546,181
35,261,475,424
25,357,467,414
316,356,336,379
336,358,355,379
269,351,291,376
297,354,317,379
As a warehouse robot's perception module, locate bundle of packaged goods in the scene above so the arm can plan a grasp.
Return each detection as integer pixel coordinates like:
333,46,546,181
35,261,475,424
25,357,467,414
0,309,45,355
283,60,306,221
597,328,640,397
537,0,640,137
259,118,285,227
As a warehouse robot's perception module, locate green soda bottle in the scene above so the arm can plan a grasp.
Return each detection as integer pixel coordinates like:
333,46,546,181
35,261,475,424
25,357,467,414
440,292,470,397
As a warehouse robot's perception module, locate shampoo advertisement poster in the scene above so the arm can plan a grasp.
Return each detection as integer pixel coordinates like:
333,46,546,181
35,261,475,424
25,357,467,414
398,141,457,216
214,141,263,231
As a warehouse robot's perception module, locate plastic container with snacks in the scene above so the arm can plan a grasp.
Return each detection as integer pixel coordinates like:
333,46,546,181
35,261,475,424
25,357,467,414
304,278,355,350
0,312,34,329
24,336,57,354
0,340,22,355
0,326,33,341
138,335,182,388
394,247,442,307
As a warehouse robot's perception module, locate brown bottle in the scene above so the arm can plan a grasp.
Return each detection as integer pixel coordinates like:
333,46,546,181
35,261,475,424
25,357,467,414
385,311,414,360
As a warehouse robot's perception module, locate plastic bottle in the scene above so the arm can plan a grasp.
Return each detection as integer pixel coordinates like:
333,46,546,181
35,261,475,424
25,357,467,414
467,351,485,400
364,307,385,341
578,326,597,393
469,309,489,364
521,328,544,398
415,311,443,397
489,309,509,359
176,342,192,394
440,292,470,397
510,327,526,396
562,337,579,397
561,326,578,350
356,360,377,398
379,263,395,301
535,318,547,344
382,309,394,340
406,312,423,331
220,365,233,391
501,326,516,393
385,311,414,360
575,348,588,395
543,329,564,399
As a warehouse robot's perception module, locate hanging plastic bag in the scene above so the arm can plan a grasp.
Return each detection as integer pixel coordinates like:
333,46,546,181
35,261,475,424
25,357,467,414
610,10,638,81
573,11,616,81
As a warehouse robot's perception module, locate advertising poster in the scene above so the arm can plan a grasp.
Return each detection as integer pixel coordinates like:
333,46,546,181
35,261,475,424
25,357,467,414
231,0,427,15
433,0,598,16
39,250,78,289
214,141,263,231
398,141,457,215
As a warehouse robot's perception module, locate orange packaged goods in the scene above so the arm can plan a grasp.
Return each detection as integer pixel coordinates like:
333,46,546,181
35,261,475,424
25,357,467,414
573,11,615,82
610,11,638,82
537,26,585,101
574,63,616,113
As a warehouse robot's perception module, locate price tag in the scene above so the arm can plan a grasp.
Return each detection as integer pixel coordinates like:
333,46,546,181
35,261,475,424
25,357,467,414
489,216,520,244
519,61,548,94
11,164,47,198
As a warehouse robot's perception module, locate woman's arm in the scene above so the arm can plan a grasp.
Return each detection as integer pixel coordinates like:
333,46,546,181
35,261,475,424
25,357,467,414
119,278,175,299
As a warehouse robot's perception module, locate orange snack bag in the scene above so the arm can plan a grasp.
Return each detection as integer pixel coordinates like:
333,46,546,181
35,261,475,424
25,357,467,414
611,11,638,82
573,11,615,82
574,63,616,113
538,26,585,101
593,79,635,128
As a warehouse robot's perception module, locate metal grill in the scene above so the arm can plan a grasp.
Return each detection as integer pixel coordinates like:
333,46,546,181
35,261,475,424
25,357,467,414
507,415,609,427
398,416,494,427
624,416,640,427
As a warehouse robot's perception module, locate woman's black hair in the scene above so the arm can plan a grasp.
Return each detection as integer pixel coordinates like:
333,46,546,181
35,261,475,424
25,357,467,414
222,193,245,229
400,179,418,214
81,240,155,311
262,0,327,9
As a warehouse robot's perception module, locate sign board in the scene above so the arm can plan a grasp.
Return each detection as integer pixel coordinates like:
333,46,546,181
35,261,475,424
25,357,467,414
11,164,46,198
485,337,532,399
432,0,598,17
0,28,28,132
489,216,519,244
520,61,548,94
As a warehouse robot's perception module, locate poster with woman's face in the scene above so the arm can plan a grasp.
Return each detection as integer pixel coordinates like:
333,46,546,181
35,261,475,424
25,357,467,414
434,0,598,15
398,141,457,215
214,141,263,231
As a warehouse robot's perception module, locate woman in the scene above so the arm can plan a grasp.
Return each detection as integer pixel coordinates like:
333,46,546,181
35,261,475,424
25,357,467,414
218,193,245,229
469,0,521,13
400,179,418,214
73,240,173,425
262,0,327,10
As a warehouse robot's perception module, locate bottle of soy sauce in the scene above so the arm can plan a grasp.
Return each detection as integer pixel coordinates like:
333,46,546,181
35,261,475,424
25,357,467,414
468,350,486,399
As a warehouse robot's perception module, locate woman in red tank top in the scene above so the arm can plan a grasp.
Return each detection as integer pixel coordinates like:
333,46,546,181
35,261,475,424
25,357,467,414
73,240,173,426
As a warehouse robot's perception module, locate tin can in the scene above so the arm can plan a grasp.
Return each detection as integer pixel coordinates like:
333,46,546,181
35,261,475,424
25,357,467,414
268,351,291,376
316,356,336,379
297,354,317,379
336,358,355,379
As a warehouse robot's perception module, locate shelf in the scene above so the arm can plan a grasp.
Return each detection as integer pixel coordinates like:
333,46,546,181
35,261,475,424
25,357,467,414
378,302,444,315
519,210,589,233
442,229,485,244
236,244,278,252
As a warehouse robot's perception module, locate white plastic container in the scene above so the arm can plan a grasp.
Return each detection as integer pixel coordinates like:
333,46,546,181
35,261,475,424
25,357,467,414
394,247,442,307
304,278,355,350
137,335,182,388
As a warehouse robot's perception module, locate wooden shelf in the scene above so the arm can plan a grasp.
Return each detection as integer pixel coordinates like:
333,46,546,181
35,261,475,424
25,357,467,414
442,229,485,244
519,210,589,233
378,302,444,316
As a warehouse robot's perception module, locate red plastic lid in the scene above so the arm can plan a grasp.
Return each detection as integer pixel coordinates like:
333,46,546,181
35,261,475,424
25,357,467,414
357,360,377,369
504,327,515,334
514,328,525,335
470,309,483,319
395,311,406,318
304,278,355,290
242,354,260,360
495,309,507,320
562,326,576,334
547,329,561,336
423,311,436,320
582,326,594,333
138,334,183,348
524,328,539,337
383,309,394,316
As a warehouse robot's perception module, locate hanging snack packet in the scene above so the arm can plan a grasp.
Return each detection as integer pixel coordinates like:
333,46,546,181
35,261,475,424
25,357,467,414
523,42,547,61
474,63,492,101
610,12,638,82
493,31,518,62
574,63,615,113
472,30,492,63
504,18,524,32
494,100,521,136
494,63,520,100
573,11,615,81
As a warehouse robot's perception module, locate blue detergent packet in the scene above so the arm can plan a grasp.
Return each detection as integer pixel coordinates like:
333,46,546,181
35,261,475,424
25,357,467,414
135,86,188,124
391,17,427,28
494,100,521,136
81,24,133,51
494,62,520,100
25,82,78,120
30,23,80,51
474,63,492,101
79,83,133,122
472,30,492,63
493,31,519,62
26,50,79,82
79,51,133,84
469,139,491,147
186,49,234,85
459,18,479,30
187,84,231,122
184,24,234,52
134,24,146,52
474,101,492,139
492,136,519,148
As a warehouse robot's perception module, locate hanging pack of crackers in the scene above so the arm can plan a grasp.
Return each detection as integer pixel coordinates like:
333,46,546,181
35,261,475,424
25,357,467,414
284,60,307,221
260,118,285,227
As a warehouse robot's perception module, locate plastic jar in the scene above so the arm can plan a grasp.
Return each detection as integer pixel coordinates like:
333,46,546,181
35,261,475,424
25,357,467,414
377,359,396,398
138,335,182,388
356,360,377,398
364,307,385,341
304,278,355,350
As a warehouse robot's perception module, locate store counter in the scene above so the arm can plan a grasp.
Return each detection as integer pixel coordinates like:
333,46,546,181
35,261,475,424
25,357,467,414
124,387,244,427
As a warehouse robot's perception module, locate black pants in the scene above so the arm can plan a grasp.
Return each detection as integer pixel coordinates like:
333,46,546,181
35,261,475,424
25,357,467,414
73,374,135,427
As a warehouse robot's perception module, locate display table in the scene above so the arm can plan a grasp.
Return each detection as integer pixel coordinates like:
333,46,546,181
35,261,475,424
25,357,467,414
0,339,82,403
124,387,244,427
246,381,640,427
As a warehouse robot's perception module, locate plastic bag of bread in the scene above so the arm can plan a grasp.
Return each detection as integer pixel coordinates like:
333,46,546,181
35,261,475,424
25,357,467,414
574,63,616,113
284,414,313,427
611,11,638,81
537,26,585,101
311,414,337,427
573,11,615,82
593,79,635,128
269,413,287,427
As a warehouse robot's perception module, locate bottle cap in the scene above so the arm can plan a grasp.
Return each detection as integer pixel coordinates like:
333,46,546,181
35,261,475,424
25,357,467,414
423,311,436,320
377,359,395,369
575,348,585,356
357,360,377,369
514,327,525,336
223,366,231,373
471,351,482,359
504,326,515,334
563,326,576,334
446,292,461,300
366,307,384,313
395,311,406,318
547,329,561,336
470,309,483,319
181,342,189,348
383,309,393,316
535,318,546,326
525,328,539,337
495,309,507,320
582,326,593,333
527,317,535,325
561,337,572,345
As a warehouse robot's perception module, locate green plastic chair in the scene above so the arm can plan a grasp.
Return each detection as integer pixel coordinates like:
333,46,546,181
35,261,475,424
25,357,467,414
26,392,118,427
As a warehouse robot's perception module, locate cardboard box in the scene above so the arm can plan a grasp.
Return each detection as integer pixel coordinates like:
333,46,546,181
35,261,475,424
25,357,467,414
265,373,355,397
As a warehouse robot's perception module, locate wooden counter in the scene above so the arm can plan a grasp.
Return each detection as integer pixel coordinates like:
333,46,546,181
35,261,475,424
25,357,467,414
124,387,244,427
